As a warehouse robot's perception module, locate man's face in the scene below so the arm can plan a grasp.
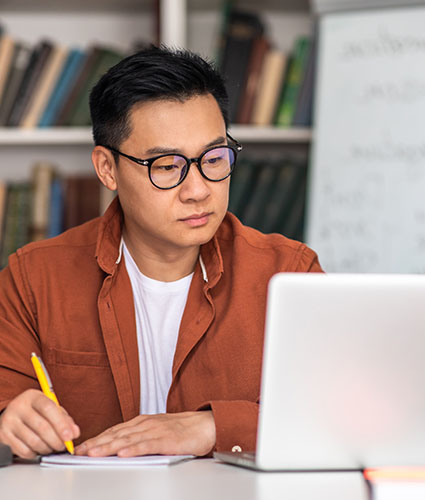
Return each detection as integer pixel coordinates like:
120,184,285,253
112,94,230,256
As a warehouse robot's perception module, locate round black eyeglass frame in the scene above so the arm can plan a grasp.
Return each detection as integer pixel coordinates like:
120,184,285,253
101,132,243,190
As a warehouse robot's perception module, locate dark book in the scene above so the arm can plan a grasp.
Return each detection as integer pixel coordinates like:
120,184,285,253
228,158,262,220
7,39,53,127
54,45,103,126
0,43,31,126
66,47,123,126
218,9,264,123
242,162,281,230
260,161,299,234
236,36,269,124
275,161,308,239
63,175,101,230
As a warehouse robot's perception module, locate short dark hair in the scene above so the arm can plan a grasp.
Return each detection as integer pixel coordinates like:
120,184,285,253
90,45,229,150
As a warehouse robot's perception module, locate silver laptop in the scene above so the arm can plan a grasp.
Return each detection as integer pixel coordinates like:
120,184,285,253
215,273,425,471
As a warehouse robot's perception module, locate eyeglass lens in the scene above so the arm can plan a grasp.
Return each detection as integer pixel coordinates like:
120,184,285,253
150,146,236,189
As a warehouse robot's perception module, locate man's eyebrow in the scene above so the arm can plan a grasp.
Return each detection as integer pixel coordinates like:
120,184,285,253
144,136,227,156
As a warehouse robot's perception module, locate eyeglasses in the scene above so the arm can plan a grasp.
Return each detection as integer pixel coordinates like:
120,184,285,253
102,133,242,190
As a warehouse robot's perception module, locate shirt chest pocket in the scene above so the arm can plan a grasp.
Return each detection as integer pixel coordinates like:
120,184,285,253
42,347,122,442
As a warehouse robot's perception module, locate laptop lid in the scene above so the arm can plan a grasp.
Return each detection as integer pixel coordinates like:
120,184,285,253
256,273,425,470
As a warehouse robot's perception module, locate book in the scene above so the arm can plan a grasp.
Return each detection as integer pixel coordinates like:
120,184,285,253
275,36,311,127
63,175,101,230
7,39,53,127
21,45,68,128
218,9,264,123
251,49,287,126
1,182,31,268
276,162,307,239
260,161,299,234
293,29,317,127
228,158,262,219
48,176,64,238
66,47,123,126
38,48,85,127
236,36,269,124
1,184,19,268
0,181,8,248
15,182,32,250
242,162,281,230
0,34,15,105
30,162,56,241
0,43,31,126
54,45,103,126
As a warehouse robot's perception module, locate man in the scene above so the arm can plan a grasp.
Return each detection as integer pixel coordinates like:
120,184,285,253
0,46,322,459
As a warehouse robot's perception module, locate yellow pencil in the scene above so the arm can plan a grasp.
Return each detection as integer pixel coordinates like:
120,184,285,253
30,352,74,455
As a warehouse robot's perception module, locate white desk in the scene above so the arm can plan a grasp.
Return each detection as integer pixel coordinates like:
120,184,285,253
0,458,370,500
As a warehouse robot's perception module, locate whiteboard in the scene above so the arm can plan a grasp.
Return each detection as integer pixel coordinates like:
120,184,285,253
306,6,425,273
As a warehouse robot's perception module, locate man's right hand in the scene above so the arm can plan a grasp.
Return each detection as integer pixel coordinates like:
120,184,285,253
0,389,80,458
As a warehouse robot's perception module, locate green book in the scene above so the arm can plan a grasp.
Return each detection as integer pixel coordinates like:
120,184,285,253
228,159,262,220
66,47,123,126
275,37,311,127
242,162,281,231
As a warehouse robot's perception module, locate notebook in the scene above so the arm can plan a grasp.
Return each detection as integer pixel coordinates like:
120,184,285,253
215,273,425,471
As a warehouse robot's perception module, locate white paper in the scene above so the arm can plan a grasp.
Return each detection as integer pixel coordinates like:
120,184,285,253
40,453,194,468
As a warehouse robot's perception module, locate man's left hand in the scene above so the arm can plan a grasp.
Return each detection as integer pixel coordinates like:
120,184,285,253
74,411,216,457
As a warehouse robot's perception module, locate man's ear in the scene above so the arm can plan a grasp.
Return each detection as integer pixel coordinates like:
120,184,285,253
92,146,118,191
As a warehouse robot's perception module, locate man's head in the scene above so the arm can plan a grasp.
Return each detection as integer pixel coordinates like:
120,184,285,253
90,45,229,151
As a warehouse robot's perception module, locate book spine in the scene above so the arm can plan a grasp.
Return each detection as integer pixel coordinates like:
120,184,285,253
275,37,311,127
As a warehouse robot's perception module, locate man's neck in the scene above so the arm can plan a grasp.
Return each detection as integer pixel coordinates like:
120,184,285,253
122,230,200,282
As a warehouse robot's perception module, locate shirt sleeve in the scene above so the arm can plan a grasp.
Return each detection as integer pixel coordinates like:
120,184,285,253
0,254,40,412
197,399,259,454
295,245,325,273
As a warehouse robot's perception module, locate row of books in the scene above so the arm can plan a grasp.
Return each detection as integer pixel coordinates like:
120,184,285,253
0,26,126,128
0,163,115,268
229,157,308,242
218,7,316,127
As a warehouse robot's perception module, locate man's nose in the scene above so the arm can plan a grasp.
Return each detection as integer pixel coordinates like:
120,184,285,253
179,161,210,201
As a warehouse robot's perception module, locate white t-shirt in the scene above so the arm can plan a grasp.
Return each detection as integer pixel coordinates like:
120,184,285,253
123,241,193,414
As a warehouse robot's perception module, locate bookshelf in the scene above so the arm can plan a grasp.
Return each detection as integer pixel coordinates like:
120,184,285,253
0,126,312,145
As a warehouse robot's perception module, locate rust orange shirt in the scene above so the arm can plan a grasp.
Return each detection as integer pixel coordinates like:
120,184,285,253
0,198,323,452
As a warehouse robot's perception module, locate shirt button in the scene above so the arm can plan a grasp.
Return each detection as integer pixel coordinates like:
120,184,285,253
232,445,242,453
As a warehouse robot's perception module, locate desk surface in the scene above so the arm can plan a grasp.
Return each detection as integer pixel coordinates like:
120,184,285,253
1,458,370,500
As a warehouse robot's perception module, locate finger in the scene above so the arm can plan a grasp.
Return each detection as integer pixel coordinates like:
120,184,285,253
12,421,57,456
32,396,80,444
117,437,180,457
1,430,40,459
75,418,150,455
22,408,68,453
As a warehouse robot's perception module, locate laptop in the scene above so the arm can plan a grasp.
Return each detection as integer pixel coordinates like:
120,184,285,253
214,273,425,471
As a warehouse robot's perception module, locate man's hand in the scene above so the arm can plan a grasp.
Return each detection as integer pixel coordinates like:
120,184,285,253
0,389,80,459
75,411,216,458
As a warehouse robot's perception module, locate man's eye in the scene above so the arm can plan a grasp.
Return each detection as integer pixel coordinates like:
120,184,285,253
205,156,224,164
157,164,179,171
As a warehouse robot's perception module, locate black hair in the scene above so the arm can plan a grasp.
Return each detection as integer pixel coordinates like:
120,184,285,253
89,45,229,150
